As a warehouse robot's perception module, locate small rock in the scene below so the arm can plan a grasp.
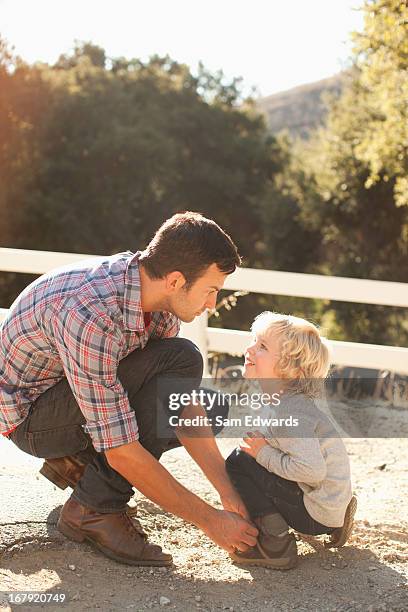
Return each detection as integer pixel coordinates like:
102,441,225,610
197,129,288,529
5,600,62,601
368,565,377,571
195,595,202,602
68,564,76,571
160,596,171,606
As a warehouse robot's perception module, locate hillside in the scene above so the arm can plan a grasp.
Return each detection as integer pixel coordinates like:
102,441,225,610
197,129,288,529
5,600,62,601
257,73,345,138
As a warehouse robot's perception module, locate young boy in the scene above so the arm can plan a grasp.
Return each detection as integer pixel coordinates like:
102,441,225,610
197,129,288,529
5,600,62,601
226,312,357,569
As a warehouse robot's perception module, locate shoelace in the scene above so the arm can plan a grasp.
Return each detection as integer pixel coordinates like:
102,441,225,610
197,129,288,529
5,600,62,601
124,513,148,541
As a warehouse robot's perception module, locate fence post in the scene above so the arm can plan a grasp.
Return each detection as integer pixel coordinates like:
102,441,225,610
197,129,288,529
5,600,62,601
179,312,210,378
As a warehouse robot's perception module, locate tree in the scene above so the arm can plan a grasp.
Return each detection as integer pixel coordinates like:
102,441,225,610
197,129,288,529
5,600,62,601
284,0,408,344
0,42,283,308
351,0,408,207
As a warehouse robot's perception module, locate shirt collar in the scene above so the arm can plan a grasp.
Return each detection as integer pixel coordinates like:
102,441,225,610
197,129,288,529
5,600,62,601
123,251,147,331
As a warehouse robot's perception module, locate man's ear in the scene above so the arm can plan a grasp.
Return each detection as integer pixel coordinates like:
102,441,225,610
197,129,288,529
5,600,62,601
165,271,187,292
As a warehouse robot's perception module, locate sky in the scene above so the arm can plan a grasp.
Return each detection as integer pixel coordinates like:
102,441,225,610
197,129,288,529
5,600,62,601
1,0,365,98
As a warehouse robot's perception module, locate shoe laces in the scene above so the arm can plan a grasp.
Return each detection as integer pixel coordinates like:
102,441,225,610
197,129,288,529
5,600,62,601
125,513,148,541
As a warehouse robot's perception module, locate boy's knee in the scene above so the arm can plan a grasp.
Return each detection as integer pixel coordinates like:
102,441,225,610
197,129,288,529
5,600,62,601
225,448,255,474
225,447,245,473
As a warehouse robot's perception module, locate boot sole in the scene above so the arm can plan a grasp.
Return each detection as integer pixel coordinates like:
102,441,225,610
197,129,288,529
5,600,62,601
57,518,173,567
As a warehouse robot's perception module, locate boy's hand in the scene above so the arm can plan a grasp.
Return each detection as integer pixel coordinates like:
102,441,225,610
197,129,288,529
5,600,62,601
240,431,268,459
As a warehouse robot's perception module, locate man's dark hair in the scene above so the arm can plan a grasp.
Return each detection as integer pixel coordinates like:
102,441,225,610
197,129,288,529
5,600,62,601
139,212,241,287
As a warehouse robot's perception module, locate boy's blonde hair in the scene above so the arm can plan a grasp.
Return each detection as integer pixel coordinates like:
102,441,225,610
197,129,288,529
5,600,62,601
251,311,331,398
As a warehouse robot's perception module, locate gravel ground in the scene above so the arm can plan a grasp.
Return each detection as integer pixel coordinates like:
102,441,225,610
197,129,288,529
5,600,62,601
0,423,407,611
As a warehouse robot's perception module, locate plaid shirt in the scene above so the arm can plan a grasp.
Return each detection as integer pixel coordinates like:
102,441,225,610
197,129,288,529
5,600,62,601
0,251,180,451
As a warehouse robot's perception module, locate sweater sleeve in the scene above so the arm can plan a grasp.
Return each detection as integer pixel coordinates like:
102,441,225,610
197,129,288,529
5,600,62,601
256,437,327,484
255,398,327,485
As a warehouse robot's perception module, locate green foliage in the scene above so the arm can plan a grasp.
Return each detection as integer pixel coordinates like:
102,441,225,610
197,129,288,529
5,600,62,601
1,0,407,351
281,0,408,345
0,41,280,261
351,0,408,206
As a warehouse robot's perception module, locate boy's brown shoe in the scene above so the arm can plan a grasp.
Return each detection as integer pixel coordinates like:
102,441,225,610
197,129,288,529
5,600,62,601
230,512,298,569
230,532,298,570
324,496,358,548
57,497,172,566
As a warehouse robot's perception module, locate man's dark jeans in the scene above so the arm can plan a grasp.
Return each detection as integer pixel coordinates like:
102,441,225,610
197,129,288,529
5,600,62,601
9,338,227,513
226,448,334,535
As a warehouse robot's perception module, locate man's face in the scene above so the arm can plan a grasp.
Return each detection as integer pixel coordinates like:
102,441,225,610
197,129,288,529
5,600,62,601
167,263,227,323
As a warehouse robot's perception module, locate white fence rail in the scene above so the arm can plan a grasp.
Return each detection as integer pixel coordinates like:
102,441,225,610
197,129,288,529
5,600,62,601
1,247,408,374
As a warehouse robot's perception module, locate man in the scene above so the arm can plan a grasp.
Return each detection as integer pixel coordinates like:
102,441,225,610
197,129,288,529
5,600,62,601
0,212,258,566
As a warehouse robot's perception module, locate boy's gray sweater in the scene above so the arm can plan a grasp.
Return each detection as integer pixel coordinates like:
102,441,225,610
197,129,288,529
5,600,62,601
255,394,352,528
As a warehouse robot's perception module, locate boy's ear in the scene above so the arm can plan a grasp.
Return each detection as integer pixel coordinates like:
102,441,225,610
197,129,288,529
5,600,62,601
165,271,187,292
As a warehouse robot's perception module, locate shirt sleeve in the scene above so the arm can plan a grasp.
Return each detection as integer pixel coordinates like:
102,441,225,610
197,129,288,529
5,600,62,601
51,307,139,452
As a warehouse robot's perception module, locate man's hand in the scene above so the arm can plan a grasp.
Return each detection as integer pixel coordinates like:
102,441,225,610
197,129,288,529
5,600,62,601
239,430,268,459
105,441,258,554
175,402,253,522
202,510,258,554
220,489,250,521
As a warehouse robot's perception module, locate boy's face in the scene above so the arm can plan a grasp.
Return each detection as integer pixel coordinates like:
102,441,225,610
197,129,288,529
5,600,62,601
243,328,281,380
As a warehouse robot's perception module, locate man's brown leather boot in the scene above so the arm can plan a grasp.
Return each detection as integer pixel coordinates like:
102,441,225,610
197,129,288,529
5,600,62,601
39,456,139,517
57,497,172,566
39,456,86,490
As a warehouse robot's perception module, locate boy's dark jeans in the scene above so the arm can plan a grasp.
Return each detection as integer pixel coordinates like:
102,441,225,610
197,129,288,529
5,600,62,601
226,448,334,536
9,338,227,513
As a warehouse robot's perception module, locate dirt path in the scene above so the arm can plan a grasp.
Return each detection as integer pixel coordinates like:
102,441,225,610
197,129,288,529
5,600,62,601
0,437,407,612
